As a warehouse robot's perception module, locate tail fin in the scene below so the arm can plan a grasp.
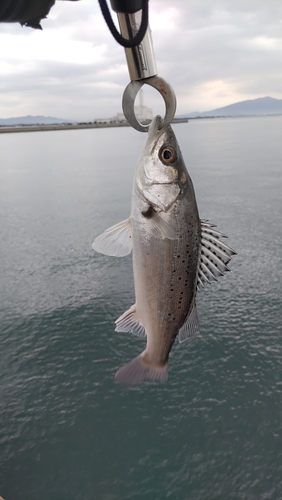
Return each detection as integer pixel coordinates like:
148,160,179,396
115,354,168,386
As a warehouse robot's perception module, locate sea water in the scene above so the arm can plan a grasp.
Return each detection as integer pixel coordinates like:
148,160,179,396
0,116,281,500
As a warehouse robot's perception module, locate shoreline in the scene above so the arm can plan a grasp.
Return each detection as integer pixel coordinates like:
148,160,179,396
0,118,188,134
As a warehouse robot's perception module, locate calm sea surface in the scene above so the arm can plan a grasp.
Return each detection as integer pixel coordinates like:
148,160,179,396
0,116,282,500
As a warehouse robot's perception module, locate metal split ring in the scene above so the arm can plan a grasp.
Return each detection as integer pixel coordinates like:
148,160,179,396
122,75,177,132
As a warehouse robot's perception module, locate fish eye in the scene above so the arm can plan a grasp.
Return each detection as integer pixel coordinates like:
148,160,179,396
159,146,177,165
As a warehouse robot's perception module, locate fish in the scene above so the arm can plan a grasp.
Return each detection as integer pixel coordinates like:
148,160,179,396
92,115,236,386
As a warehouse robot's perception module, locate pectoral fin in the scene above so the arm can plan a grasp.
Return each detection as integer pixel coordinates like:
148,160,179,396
141,206,177,240
92,218,132,257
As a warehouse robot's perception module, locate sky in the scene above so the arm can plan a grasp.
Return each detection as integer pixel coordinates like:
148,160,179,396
0,0,282,120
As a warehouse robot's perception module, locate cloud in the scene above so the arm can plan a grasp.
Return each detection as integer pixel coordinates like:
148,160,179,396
0,0,282,119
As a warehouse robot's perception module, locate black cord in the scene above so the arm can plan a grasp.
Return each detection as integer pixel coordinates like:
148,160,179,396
98,0,149,48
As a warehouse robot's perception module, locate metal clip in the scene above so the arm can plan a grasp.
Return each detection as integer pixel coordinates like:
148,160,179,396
116,9,157,81
122,76,177,132
116,8,177,132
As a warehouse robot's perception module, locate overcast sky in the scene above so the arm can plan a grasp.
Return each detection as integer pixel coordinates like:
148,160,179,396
1,0,282,120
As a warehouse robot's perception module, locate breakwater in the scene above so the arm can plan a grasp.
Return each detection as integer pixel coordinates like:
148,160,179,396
0,118,188,134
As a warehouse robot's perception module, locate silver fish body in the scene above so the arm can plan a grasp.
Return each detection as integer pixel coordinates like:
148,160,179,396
93,116,235,386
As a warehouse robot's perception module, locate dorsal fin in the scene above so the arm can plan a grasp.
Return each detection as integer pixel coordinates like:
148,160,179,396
177,303,200,343
197,220,236,291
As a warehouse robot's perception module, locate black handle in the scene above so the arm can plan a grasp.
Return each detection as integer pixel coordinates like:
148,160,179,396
109,0,143,13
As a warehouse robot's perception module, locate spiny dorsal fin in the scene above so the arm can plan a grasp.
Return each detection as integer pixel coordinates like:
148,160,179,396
197,220,236,291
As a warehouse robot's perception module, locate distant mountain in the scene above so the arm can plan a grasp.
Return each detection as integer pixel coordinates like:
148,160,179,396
0,115,75,126
180,97,282,118
2,97,282,125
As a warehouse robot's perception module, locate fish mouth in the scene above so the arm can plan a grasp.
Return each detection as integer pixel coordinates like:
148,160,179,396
147,115,177,161
147,115,171,143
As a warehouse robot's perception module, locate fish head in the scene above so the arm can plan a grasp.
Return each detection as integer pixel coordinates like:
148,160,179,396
135,116,187,211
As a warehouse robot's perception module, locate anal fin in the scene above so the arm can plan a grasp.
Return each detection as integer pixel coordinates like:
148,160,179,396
115,304,146,337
